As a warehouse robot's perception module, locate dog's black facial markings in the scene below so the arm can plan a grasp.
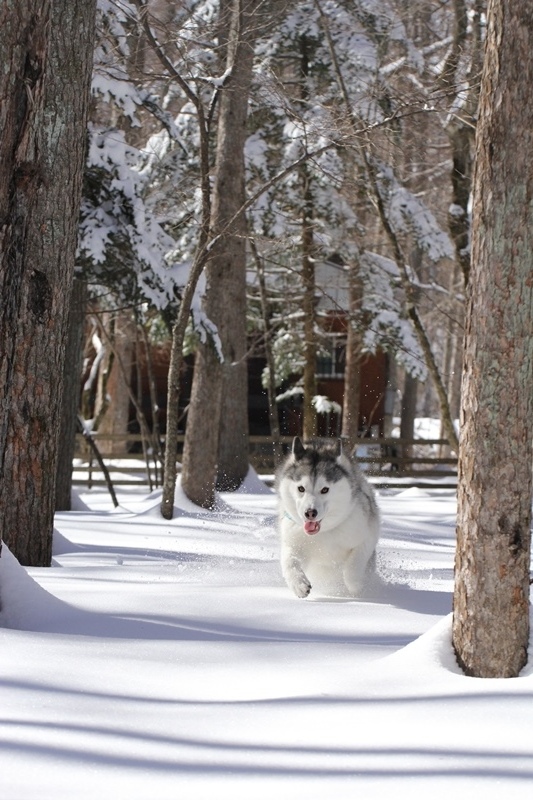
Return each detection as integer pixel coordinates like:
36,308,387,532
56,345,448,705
289,445,349,485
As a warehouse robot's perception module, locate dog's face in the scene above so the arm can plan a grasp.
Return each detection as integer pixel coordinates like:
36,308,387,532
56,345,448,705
279,438,353,534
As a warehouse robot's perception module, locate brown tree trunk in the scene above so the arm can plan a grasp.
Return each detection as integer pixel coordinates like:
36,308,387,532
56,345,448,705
341,260,363,451
452,0,533,678
98,310,136,455
301,197,317,442
93,312,113,430
440,0,483,289
399,372,418,469
0,0,96,566
251,239,282,463
181,0,258,505
299,35,317,442
56,277,87,511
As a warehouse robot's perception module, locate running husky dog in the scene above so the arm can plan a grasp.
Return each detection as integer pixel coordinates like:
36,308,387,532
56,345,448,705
276,437,380,598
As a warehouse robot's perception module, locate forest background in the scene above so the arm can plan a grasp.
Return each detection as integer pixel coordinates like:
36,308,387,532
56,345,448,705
69,0,478,506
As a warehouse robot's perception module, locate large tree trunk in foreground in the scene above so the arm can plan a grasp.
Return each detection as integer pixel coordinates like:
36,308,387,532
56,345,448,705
452,0,533,678
0,0,96,565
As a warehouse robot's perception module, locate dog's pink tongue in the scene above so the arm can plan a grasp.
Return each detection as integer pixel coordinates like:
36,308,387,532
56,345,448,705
304,520,321,534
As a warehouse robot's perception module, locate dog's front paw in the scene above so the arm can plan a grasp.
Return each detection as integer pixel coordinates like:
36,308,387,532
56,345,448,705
290,573,312,599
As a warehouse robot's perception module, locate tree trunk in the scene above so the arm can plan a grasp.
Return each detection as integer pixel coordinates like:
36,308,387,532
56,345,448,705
93,312,113,430
383,357,397,439
251,239,282,463
440,0,483,289
56,277,87,511
341,260,363,451
98,310,136,455
181,0,258,505
301,196,317,442
452,0,533,678
0,0,96,566
399,373,418,472
299,35,317,442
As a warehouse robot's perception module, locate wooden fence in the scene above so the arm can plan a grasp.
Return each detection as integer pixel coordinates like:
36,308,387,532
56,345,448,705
73,433,458,491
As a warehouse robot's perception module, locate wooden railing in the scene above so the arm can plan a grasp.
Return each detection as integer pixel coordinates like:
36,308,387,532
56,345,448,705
73,433,458,490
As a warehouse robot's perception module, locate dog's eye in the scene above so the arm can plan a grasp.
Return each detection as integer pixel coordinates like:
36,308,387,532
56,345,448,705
320,487,329,494
297,485,305,493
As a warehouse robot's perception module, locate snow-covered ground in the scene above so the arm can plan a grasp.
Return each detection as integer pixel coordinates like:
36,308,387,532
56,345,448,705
1,473,532,799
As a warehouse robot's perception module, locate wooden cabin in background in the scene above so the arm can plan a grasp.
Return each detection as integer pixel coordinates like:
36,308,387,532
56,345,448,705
86,260,388,443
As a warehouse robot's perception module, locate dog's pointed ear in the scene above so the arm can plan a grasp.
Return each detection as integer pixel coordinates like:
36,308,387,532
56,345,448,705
292,436,306,460
335,438,343,459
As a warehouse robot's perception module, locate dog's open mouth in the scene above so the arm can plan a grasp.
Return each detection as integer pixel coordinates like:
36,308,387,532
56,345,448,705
304,520,321,534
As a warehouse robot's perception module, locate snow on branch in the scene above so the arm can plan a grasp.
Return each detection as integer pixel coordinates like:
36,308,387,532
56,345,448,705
375,162,454,262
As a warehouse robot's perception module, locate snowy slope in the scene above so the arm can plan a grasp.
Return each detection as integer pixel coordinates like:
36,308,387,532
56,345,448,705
1,475,532,799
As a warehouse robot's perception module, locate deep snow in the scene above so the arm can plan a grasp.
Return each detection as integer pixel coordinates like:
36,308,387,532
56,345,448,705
1,473,532,799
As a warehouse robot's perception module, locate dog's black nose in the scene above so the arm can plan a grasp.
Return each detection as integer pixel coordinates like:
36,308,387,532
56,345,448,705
305,507,318,520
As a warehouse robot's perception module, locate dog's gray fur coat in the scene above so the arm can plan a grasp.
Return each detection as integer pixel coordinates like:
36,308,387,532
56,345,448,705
276,437,380,598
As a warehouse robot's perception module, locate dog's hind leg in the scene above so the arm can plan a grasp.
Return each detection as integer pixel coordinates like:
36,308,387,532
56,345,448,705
281,550,312,598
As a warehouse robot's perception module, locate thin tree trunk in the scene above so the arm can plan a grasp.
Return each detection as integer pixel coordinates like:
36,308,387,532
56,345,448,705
440,0,483,288
0,0,96,566
399,372,418,472
341,259,363,451
301,193,317,442
250,238,282,463
92,311,113,431
453,0,533,678
383,357,397,439
98,310,136,455
161,248,211,518
56,277,87,511
299,35,317,442
139,315,164,485
77,416,118,509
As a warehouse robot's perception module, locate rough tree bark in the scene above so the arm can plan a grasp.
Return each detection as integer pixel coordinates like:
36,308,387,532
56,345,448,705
452,0,533,678
0,0,96,565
